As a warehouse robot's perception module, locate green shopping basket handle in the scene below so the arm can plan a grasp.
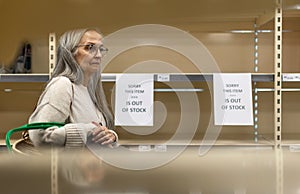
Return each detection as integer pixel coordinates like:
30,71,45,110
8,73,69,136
5,122,65,152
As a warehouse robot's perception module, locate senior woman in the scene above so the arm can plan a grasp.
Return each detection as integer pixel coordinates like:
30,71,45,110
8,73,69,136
28,28,118,148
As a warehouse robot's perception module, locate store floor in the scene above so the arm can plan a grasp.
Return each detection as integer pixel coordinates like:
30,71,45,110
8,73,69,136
0,145,299,194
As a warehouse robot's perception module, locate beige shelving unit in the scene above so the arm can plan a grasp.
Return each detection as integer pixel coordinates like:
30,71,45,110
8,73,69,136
0,1,300,149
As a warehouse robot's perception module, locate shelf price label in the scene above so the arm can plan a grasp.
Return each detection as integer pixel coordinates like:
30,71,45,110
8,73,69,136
213,73,254,125
115,74,154,126
282,73,300,82
157,74,170,82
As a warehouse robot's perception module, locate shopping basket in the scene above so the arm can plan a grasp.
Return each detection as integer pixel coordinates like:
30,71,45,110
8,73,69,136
5,122,64,154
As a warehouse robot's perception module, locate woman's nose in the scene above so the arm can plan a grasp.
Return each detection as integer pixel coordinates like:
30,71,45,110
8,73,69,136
94,48,102,58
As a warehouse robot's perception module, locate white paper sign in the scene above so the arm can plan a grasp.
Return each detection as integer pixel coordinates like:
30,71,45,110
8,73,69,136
213,73,254,125
115,74,154,126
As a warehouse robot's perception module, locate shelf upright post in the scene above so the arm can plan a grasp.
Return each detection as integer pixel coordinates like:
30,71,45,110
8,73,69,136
274,0,282,149
253,22,259,143
49,32,58,194
274,1,283,194
49,33,56,79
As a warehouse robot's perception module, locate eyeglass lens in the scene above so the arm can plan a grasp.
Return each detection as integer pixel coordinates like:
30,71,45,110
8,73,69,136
86,44,108,56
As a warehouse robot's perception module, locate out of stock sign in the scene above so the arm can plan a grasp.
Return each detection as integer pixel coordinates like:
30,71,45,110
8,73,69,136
115,74,154,126
213,73,254,126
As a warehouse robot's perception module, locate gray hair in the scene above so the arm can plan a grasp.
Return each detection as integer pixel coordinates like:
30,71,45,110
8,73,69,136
51,28,114,129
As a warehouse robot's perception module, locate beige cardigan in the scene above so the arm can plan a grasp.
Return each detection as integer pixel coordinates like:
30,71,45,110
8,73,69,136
28,76,118,148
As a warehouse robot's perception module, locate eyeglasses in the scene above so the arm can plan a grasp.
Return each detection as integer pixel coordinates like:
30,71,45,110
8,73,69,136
75,44,108,56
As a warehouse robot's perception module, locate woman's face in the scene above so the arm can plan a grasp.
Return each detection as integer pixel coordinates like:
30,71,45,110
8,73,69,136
74,30,104,79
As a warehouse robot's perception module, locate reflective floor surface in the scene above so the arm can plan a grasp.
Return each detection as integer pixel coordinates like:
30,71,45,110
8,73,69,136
0,145,299,194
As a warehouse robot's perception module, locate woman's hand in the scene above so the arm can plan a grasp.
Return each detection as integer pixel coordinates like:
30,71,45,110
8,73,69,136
91,121,116,145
